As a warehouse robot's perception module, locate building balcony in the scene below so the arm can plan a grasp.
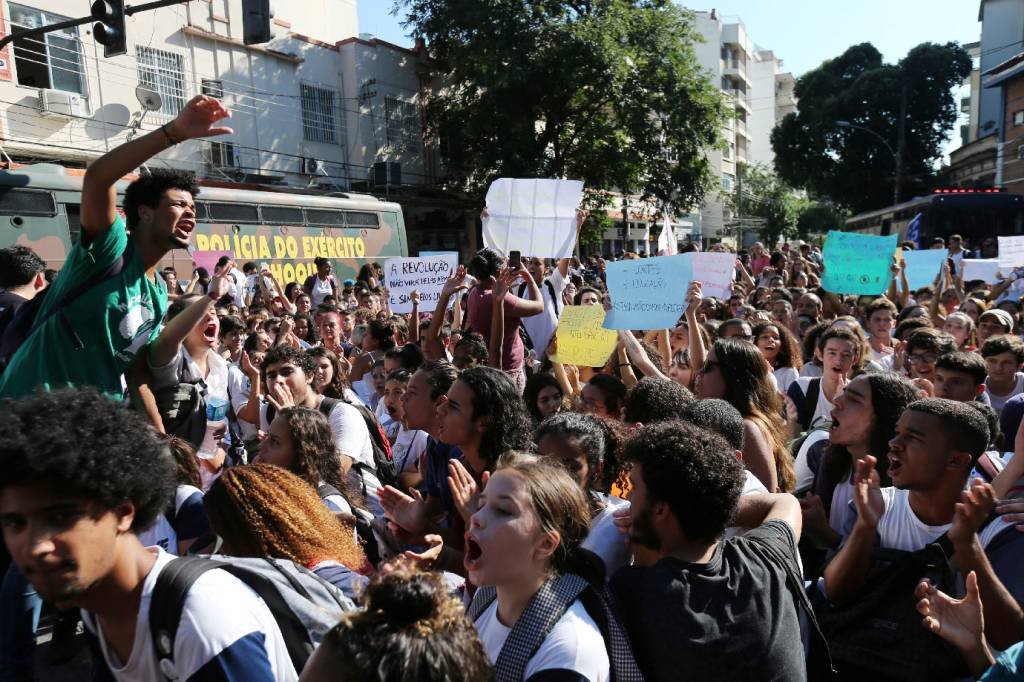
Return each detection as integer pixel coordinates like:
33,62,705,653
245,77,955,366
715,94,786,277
735,118,750,139
723,61,750,87
726,88,751,112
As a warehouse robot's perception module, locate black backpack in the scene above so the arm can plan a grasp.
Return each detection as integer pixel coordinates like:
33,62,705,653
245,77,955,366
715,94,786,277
0,243,132,374
267,397,398,487
809,528,988,682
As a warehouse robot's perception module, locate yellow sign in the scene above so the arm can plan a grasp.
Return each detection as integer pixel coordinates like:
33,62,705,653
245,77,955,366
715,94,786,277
551,305,618,367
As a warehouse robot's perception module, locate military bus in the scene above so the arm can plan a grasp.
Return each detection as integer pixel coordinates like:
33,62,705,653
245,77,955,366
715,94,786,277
0,163,408,285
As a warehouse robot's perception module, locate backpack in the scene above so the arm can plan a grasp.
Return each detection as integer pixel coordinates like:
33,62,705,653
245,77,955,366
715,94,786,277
151,347,209,451
809,527,989,682
0,242,132,374
268,397,398,488
517,279,560,352
791,377,821,434
317,482,382,566
467,571,643,682
149,555,357,680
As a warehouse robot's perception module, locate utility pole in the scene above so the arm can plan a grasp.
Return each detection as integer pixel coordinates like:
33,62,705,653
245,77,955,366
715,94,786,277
894,84,907,205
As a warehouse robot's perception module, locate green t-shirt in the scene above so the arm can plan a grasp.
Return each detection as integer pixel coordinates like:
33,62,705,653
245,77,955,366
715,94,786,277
0,215,167,399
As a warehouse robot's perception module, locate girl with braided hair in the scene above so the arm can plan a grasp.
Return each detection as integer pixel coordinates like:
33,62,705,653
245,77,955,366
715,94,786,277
203,463,370,600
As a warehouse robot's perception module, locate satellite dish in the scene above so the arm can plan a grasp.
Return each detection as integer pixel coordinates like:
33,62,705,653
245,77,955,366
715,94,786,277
135,85,163,112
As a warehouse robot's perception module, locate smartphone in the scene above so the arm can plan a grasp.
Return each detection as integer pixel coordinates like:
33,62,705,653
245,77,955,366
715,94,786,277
509,250,521,269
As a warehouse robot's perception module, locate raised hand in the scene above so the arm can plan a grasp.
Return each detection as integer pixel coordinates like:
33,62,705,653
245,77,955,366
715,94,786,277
207,259,234,300
575,208,590,232
916,570,985,654
441,265,469,299
685,281,703,317
410,289,420,306
449,459,488,524
166,95,233,141
241,350,259,380
492,267,520,300
266,382,295,411
402,534,444,569
949,481,996,546
852,455,884,530
378,484,428,535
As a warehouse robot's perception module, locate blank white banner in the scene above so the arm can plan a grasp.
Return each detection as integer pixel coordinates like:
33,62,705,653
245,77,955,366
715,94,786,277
482,178,584,258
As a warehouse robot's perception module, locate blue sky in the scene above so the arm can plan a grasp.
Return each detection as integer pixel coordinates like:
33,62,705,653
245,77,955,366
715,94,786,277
360,1,983,157
360,2,981,75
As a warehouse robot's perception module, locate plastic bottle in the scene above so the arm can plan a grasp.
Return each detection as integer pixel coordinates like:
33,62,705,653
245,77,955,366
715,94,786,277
197,396,229,460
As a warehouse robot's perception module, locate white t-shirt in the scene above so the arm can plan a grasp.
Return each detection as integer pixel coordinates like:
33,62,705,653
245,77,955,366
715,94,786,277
136,485,206,555
582,493,630,578
227,267,247,308
391,425,429,475
474,598,609,682
842,486,1013,552
773,366,799,396
794,429,830,493
309,275,336,308
227,363,258,442
792,376,834,429
259,399,373,469
984,372,1024,414
800,363,823,379
520,268,568,356
81,547,297,681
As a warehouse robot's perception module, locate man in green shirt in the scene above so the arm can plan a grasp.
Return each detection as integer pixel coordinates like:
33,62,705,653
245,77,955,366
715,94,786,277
0,95,233,399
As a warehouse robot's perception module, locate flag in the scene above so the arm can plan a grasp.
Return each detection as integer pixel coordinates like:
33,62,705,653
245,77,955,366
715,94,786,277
904,212,922,248
657,211,677,256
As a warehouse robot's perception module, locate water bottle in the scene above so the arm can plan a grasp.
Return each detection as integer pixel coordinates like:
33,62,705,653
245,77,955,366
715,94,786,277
197,396,229,460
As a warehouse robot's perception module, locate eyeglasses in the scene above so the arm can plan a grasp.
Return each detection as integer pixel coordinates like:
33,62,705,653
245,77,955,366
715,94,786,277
907,353,938,365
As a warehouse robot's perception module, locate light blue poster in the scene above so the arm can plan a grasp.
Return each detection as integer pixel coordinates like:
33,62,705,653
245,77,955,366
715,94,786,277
901,249,947,291
821,231,898,295
603,254,692,330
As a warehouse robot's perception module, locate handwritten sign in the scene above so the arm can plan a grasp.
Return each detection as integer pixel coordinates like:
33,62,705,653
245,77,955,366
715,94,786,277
482,178,584,258
901,249,947,290
551,305,618,367
962,258,1002,284
384,254,459,313
691,252,736,299
192,250,233,275
998,236,1024,269
603,254,691,330
821,231,898,295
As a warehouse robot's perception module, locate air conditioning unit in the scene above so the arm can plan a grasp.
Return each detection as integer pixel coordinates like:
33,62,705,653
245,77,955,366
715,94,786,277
303,157,325,175
370,161,402,188
38,89,89,119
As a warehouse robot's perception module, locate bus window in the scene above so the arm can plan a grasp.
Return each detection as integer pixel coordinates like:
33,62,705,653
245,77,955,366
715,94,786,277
346,211,380,229
0,188,57,215
261,205,304,225
207,202,259,223
305,208,347,226
194,202,208,221
65,204,81,244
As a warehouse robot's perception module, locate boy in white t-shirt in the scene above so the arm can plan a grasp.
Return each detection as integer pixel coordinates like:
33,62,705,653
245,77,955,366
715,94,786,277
823,398,1024,651
981,334,1024,414
0,390,297,681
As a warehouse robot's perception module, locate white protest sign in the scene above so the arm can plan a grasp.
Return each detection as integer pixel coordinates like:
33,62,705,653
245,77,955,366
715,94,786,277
962,258,1002,285
482,178,584,258
384,254,459,313
998,236,1024,269
691,252,736,299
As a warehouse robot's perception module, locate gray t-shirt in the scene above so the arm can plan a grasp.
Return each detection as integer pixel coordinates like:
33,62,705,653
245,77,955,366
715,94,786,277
610,520,806,682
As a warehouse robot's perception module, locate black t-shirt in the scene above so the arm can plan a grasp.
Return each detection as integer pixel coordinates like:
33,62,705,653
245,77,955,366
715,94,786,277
0,291,27,337
610,520,806,682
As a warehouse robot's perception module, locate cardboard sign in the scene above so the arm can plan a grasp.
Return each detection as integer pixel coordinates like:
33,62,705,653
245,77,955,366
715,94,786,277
551,305,618,367
821,231,898,295
901,249,947,290
962,258,1002,284
998,236,1024,269
384,254,459,313
603,255,691,330
482,178,584,258
691,252,736,299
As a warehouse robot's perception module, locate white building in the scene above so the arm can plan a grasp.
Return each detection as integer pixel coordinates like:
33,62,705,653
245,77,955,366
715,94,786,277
691,11,795,242
0,0,475,253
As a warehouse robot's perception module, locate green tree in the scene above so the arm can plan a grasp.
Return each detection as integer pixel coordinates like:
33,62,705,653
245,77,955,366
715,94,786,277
394,0,727,217
730,163,800,246
771,42,971,214
795,202,850,239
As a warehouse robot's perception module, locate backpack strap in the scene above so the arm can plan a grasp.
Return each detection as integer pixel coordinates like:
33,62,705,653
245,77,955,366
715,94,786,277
150,557,225,677
974,453,1000,483
492,573,590,682
802,378,821,432
316,483,343,500
577,584,644,682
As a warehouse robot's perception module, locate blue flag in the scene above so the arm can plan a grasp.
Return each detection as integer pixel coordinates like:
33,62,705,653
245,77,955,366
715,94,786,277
905,212,922,248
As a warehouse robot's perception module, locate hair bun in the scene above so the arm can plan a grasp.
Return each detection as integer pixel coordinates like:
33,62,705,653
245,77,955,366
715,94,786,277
367,572,438,627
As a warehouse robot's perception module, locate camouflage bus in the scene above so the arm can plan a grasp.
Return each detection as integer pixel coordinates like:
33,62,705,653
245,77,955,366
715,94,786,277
0,163,408,285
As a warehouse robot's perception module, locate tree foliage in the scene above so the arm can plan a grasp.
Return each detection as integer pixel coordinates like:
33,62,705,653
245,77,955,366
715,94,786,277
771,42,972,214
395,0,727,216
729,163,800,246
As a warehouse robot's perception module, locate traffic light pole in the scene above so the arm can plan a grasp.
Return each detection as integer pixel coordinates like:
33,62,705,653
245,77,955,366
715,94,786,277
0,0,191,52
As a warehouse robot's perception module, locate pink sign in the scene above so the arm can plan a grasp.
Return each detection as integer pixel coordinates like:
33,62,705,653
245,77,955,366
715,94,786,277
192,250,233,275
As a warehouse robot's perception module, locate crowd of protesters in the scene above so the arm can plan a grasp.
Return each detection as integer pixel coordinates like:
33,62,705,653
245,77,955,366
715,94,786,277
0,94,1022,682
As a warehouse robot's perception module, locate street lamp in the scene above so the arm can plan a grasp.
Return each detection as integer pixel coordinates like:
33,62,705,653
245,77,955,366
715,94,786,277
835,119,903,206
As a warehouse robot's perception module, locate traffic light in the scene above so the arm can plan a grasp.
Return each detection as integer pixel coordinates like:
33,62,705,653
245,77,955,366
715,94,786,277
242,0,272,45
91,0,126,58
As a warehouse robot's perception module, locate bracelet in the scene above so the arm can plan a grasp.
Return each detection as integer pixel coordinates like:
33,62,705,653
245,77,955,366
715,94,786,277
161,123,181,146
